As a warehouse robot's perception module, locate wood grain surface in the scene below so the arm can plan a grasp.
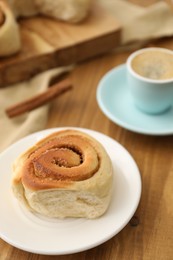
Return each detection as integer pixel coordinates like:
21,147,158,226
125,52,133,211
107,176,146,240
1,1,173,260
0,4,121,87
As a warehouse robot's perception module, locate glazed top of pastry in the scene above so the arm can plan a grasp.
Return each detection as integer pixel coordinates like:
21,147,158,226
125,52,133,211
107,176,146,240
13,130,107,190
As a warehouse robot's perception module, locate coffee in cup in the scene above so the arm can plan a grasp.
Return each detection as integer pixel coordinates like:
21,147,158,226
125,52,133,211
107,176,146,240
131,50,173,80
127,47,173,114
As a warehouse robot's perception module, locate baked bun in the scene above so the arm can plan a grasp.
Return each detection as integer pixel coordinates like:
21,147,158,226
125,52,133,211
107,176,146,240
35,0,92,23
7,0,92,23
12,129,113,219
0,0,21,56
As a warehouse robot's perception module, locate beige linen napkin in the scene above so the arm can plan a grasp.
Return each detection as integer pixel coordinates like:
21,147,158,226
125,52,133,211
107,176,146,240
100,0,173,44
0,67,71,153
1,0,173,152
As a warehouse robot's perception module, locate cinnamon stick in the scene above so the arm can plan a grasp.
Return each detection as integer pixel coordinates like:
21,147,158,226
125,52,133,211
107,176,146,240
6,79,72,118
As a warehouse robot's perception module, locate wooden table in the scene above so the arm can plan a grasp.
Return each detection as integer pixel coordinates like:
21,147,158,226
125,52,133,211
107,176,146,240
1,3,173,260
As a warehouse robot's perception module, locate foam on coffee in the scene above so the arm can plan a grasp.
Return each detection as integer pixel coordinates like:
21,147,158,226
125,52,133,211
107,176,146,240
131,50,173,80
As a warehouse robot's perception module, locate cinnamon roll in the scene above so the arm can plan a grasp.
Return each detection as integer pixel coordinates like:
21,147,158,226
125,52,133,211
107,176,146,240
12,129,113,219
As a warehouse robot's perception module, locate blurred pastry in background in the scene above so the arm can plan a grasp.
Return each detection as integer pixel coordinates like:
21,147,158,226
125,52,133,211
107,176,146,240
0,0,21,57
7,0,93,23
6,0,38,18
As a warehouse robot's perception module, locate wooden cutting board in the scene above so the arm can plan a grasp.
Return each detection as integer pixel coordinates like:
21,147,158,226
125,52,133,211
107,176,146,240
0,5,121,87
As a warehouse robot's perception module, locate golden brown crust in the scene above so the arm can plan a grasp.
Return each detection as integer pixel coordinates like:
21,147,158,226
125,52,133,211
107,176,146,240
12,129,113,219
13,130,104,190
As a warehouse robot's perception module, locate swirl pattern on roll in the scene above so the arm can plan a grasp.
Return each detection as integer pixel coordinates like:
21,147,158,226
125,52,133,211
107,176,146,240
22,131,101,189
12,129,113,218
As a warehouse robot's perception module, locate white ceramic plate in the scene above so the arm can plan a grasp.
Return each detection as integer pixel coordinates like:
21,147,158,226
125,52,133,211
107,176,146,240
0,127,141,255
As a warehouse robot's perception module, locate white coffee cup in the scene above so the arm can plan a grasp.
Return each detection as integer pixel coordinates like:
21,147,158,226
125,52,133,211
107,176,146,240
127,47,173,114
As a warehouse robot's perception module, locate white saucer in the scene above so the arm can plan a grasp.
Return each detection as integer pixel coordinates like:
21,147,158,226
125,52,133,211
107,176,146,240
0,127,141,255
97,64,173,135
